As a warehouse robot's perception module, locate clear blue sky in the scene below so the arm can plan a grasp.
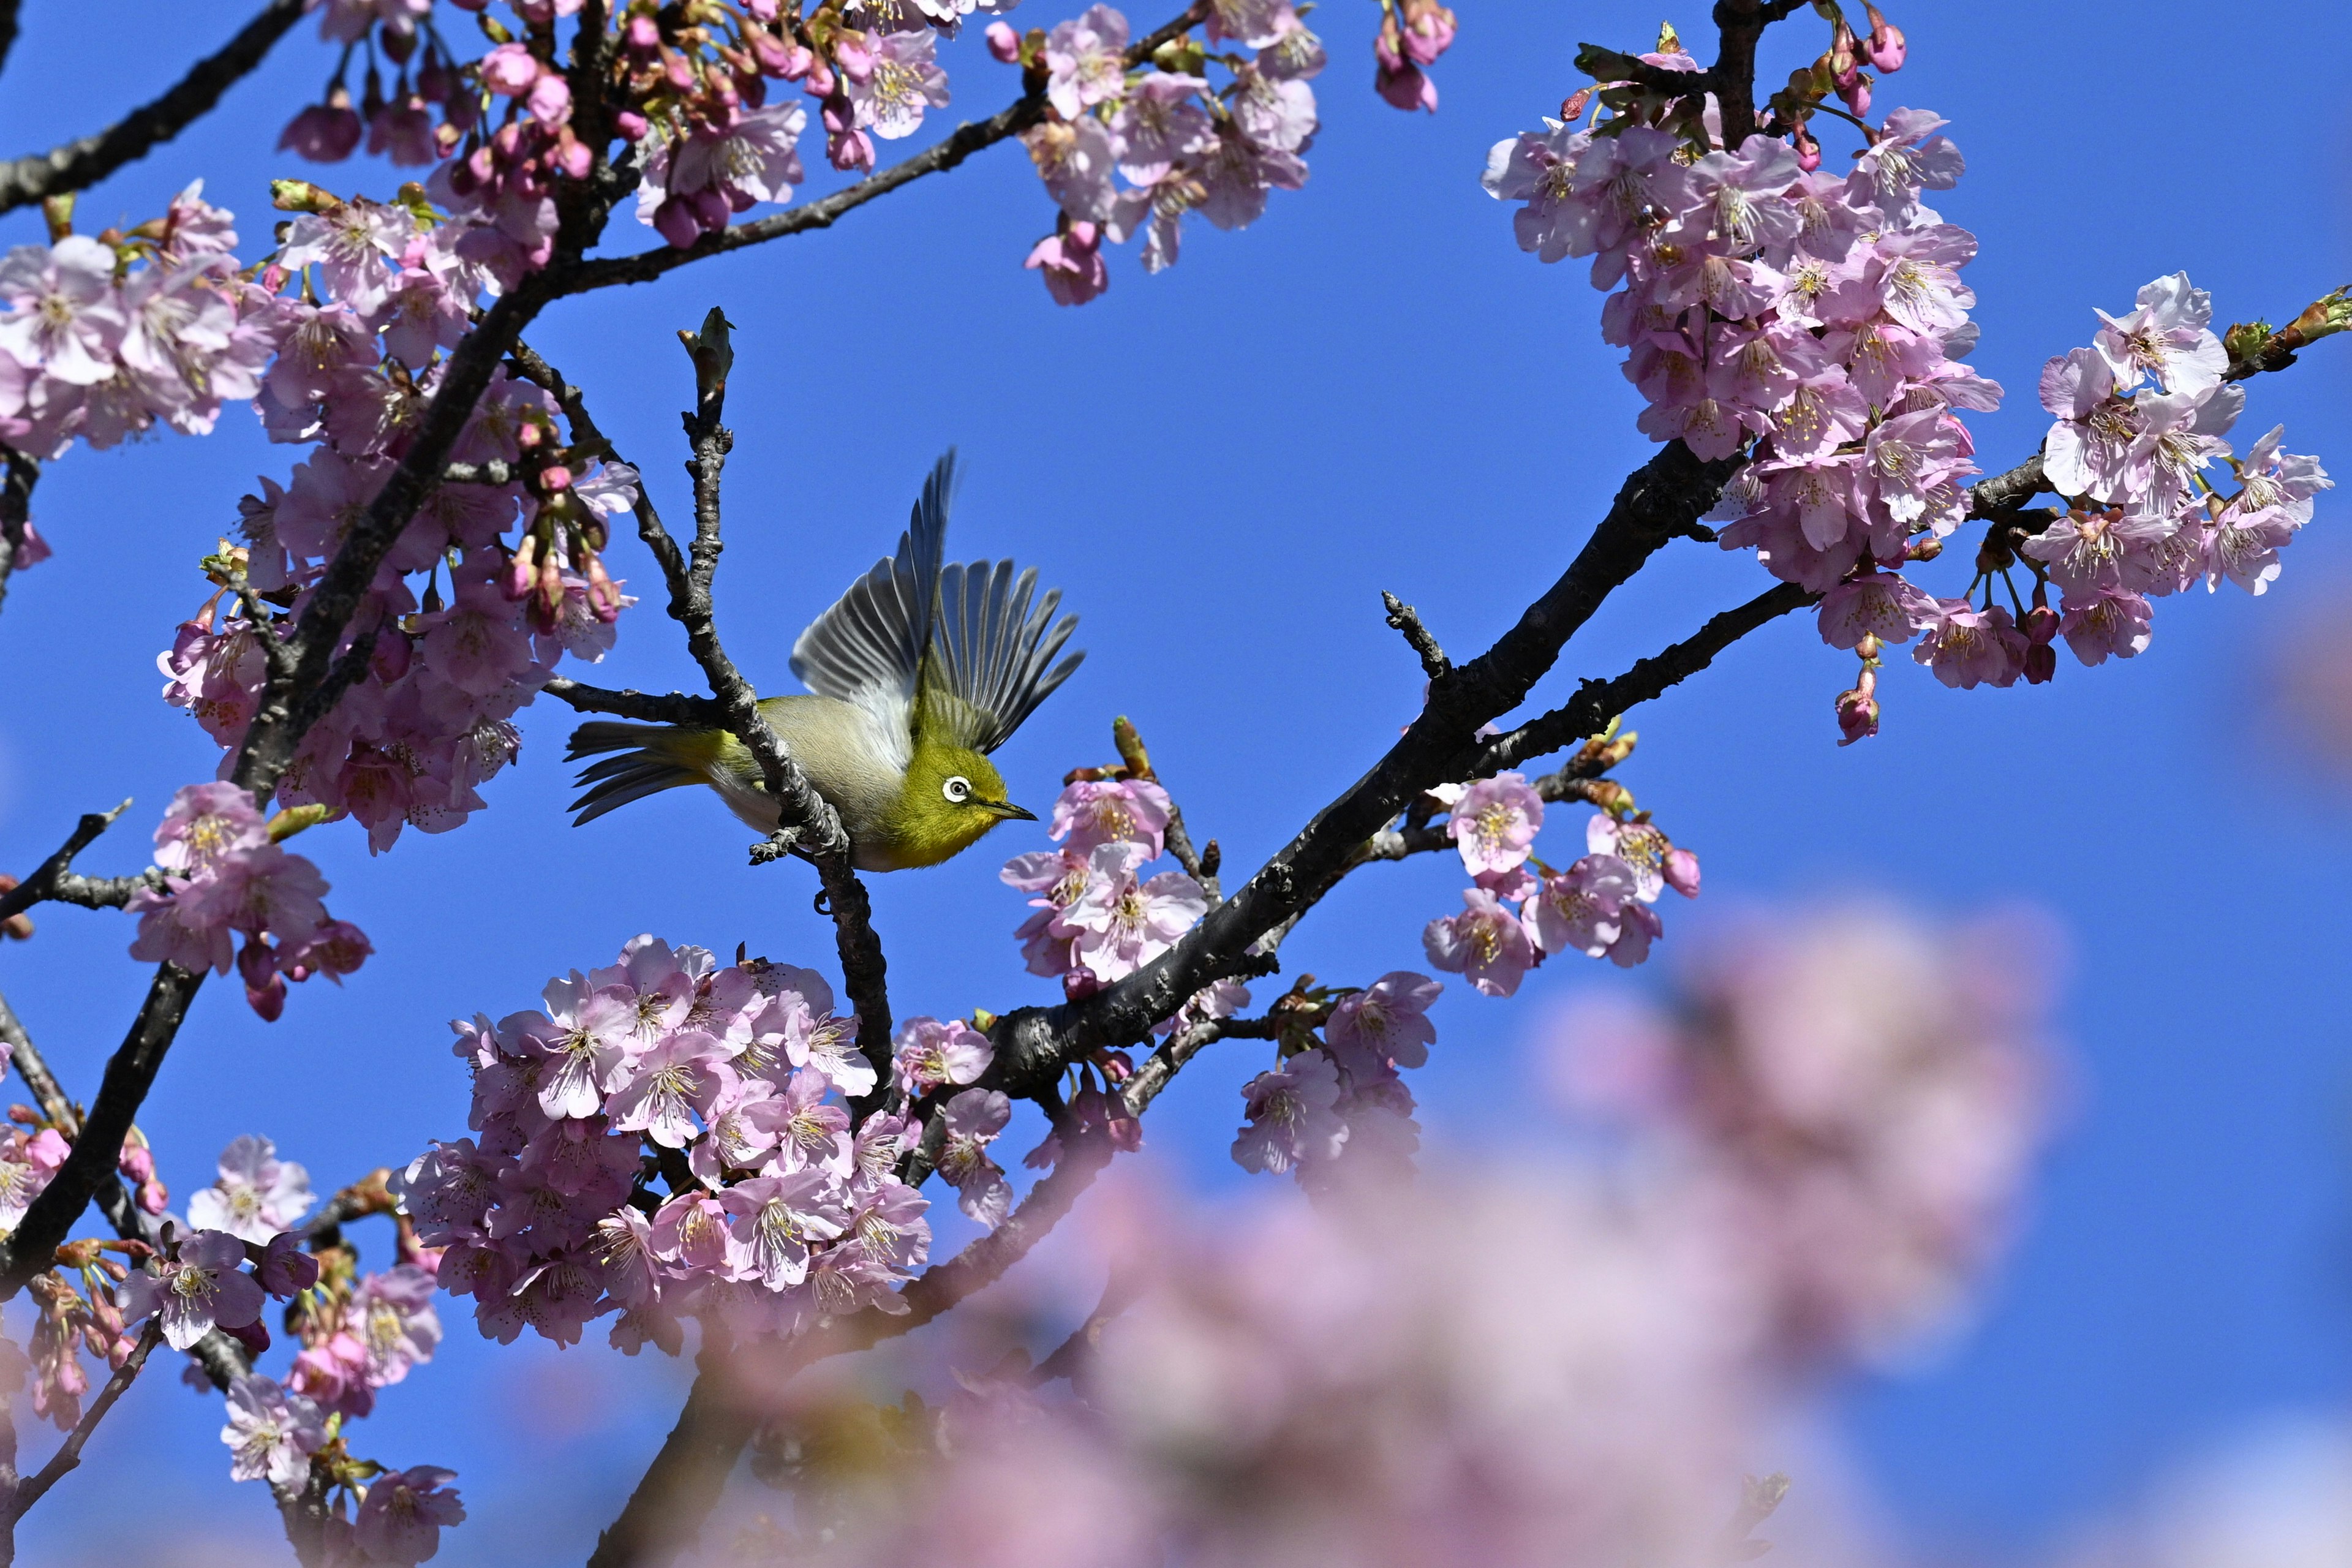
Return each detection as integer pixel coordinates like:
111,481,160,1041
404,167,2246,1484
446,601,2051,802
1,1,2349,1562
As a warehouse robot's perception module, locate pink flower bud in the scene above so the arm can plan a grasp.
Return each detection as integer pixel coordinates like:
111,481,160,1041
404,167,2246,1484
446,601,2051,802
481,42,541,96
371,628,412,682
652,195,699,249
2022,605,2059,646
117,1141,154,1185
1837,72,1871,118
1863,6,1906,71
662,47,697,91
137,1177,167,1215
527,73,573,126
223,1317,272,1359
536,552,566,622
552,129,594,179
1063,967,1102,1001
1399,0,1457,67
503,535,539,600
1663,846,1702,899
26,1129,67,1173
804,55,837,97
615,109,650,141
278,100,363,163
2023,643,2057,684
540,464,573,492
688,186,732,233
239,936,285,1022
984,20,1022,62
1793,125,1821,172
834,38,875,83
626,13,661,50
1558,87,1593,123
585,556,624,624
260,1232,321,1298
742,0,778,17
1834,687,1880,746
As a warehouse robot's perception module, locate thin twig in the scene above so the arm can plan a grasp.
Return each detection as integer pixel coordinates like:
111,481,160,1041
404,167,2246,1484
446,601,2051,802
0,990,75,1134
0,802,135,927
0,0,306,214
4,1321,161,1520
1381,591,1450,680
542,676,723,726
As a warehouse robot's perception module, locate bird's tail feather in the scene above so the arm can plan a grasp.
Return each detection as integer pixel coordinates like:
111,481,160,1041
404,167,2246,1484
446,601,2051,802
566,721,715,825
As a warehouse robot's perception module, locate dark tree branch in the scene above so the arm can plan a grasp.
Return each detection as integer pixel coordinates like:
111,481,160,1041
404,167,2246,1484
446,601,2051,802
1123,1012,1277,1116
0,0,306,214
0,446,36,621
4,1322,161,1524
0,0,22,80
979,439,1743,1099
442,461,521,486
542,677,723,726
1471,580,1817,775
1381,591,1450,680
0,802,137,927
0,992,74,1134
557,2,1208,297
1708,1,1807,148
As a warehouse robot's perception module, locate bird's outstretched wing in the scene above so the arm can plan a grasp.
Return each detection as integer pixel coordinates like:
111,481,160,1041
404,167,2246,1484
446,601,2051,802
791,450,1084,756
924,560,1083,755
788,451,955,756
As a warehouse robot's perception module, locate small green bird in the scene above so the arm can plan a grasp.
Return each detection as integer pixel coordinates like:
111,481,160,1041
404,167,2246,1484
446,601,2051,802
566,452,1082,870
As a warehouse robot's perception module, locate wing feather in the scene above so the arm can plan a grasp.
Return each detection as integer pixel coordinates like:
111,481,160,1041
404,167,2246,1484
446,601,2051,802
788,451,956,723
928,559,1085,754
788,450,1083,756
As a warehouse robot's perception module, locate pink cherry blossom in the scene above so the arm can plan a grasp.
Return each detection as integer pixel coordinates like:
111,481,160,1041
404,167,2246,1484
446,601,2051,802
187,1134,314,1242
1050,777,1172,856
123,1230,266,1351
221,1375,326,1487
355,1465,466,1566
1324,971,1441,1074
1445,772,1544,876
1231,1047,1348,1174
892,1015,993,1097
1913,598,2027,689
1421,887,1534,997
1523,854,1637,959
935,1088,1014,1228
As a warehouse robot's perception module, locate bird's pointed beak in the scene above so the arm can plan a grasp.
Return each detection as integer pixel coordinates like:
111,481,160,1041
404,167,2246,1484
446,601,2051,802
993,801,1039,822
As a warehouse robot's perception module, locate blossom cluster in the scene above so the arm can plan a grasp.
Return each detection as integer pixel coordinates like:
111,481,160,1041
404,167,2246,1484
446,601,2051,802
1420,771,1698,997
1229,970,1439,1191
124,785,371,1019
1000,774,1210,998
1012,1,1322,304
151,178,639,853
2018,276,2332,665
1482,17,2331,739
0,184,274,470
397,937,935,1353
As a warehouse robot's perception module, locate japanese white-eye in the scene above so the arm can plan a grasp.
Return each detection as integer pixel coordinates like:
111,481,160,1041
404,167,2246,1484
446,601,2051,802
566,452,1082,870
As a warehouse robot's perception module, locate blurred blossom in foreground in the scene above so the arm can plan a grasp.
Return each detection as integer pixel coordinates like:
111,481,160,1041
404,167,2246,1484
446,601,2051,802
2264,582,2352,788
716,902,2061,1566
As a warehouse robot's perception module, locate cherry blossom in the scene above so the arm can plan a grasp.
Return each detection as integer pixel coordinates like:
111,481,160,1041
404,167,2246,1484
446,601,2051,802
123,1230,267,1351
220,1375,327,1488
187,1135,315,1243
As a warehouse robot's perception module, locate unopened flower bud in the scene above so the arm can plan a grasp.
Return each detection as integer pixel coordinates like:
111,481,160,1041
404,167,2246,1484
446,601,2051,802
1063,967,1102,1001
223,1317,272,1359
585,554,624,624
1863,6,1906,71
2022,605,2059,646
1559,87,1593,123
503,535,539,600
1838,72,1871,117
804,55,837,97
626,13,661,49
615,108,650,140
1834,686,1880,746
539,464,573,492
2023,643,2057,684
260,1232,321,1298
984,20,1021,61
1793,124,1821,172
536,551,566,621
834,37,876,83
1663,846,1702,899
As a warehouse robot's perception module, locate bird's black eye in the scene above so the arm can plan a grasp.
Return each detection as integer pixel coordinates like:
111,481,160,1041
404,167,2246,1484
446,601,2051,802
943,775,971,804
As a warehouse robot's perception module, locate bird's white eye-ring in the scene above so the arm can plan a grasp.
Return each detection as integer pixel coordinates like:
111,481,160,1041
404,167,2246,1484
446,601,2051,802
943,775,971,804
